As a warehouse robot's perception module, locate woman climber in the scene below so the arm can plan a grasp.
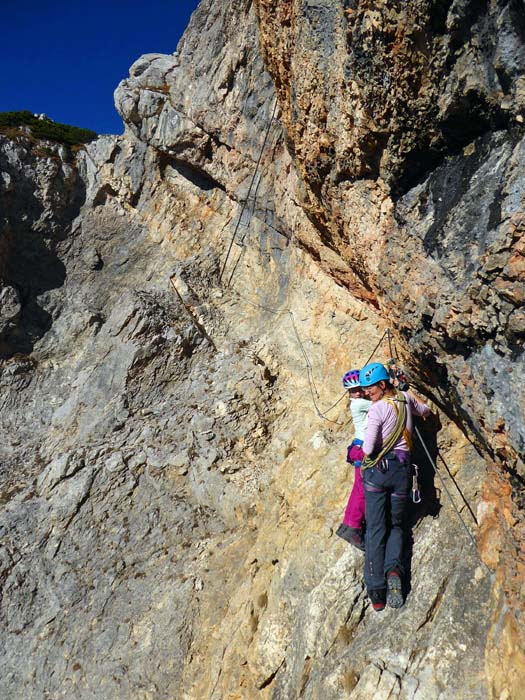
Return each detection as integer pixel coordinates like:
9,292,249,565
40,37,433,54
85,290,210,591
358,362,430,612
336,369,371,551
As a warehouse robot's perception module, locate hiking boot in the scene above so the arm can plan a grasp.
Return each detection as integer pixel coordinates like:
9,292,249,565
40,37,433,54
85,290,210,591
335,524,365,552
386,571,404,609
368,588,386,612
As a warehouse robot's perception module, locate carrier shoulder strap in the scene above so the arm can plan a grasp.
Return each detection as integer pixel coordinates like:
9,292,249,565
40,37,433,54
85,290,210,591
361,391,408,472
385,394,413,453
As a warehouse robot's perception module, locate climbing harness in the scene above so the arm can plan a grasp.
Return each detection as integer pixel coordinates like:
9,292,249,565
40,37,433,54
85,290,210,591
356,330,491,572
163,77,492,577
360,390,408,472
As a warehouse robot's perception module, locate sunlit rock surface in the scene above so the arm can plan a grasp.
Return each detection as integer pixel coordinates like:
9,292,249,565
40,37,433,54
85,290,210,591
0,1,523,699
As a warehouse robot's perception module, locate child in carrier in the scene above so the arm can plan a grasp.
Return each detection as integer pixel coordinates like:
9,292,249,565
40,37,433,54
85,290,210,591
336,368,371,551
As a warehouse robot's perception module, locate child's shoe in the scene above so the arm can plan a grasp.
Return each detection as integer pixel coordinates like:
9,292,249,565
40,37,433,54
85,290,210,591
335,524,365,552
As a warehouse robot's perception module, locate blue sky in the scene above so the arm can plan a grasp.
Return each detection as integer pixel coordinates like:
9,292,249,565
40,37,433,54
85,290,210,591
1,0,201,135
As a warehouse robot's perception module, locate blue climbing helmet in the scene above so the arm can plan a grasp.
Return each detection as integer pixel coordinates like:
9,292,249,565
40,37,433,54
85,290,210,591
359,362,390,387
342,369,361,389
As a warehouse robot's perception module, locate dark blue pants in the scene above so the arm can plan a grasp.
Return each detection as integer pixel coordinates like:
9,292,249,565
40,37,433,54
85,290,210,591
362,454,411,591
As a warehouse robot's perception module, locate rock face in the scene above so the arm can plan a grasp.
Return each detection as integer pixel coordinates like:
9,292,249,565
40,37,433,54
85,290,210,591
255,0,525,468
0,1,524,699
0,136,84,355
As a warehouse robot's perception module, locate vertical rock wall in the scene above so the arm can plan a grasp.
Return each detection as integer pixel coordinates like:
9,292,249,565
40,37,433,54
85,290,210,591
253,1,525,697
0,1,523,699
254,0,525,466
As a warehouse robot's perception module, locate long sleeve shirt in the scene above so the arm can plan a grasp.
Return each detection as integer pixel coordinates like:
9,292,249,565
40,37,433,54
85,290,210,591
350,397,371,441
362,391,430,456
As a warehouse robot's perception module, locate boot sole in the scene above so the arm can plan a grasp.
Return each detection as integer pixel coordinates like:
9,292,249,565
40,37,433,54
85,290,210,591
386,575,404,609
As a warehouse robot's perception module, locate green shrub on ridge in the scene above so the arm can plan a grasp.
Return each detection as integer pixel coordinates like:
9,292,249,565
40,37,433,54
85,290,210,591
0,111,97,146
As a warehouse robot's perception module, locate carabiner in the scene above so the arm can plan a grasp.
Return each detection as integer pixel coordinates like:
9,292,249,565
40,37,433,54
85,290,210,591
412,488,422,504
411,464,421,503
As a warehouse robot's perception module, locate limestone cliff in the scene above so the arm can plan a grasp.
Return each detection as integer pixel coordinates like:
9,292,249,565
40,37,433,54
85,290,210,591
0,1,524,699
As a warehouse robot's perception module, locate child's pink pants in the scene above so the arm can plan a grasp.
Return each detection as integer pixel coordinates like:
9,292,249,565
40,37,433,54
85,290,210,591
342,467,365,528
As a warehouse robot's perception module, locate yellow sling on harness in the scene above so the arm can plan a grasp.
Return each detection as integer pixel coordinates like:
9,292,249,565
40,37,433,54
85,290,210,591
361,391,411,472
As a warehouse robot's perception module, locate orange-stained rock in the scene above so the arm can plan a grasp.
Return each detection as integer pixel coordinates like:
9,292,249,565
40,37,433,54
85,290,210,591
1,1,525,699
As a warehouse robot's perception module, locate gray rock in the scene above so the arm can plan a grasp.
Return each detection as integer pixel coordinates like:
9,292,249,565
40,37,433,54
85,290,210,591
0,1,523,699
0,286,21,331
